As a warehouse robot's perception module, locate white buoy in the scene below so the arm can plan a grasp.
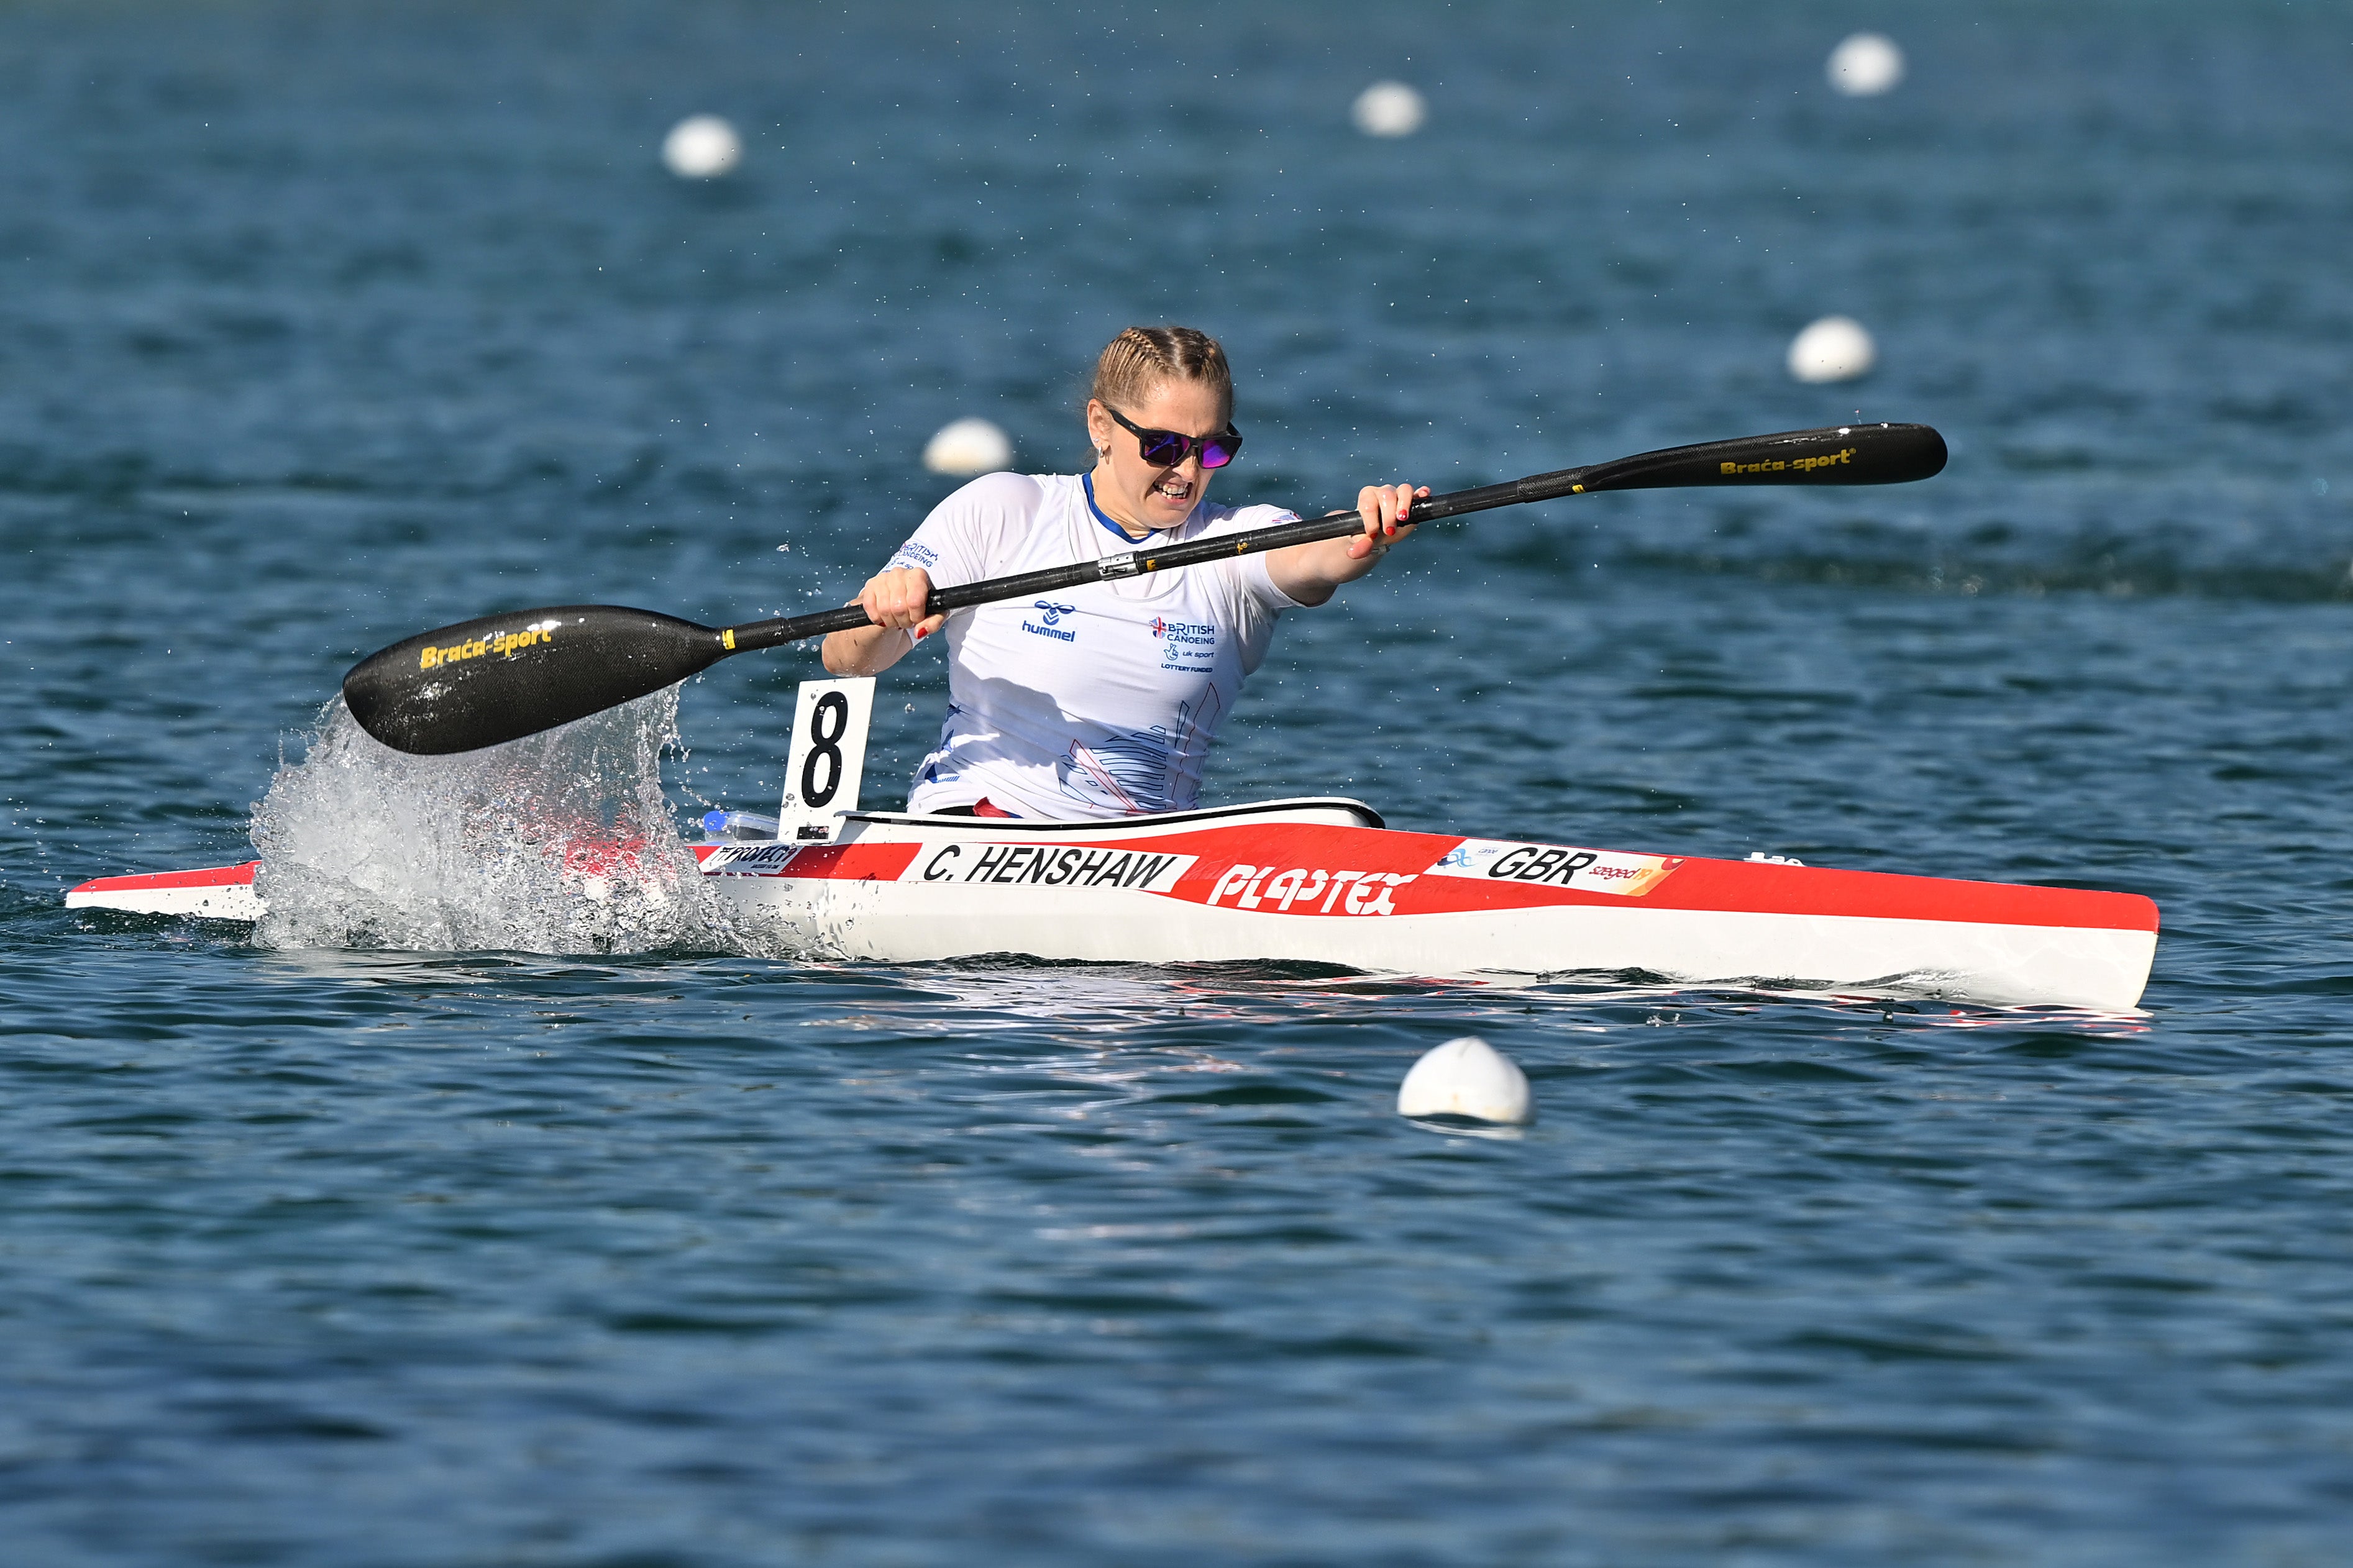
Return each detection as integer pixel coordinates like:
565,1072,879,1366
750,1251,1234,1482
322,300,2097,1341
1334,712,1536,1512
922,417,1013,476
1397,1036,1534,1126
1352,81,1427,138
662,115,742,179
1787,316,1877,383
1826,33,1904,97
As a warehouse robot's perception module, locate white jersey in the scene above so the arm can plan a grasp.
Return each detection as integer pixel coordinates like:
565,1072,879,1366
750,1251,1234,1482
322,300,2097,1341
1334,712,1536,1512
883,471,1304,819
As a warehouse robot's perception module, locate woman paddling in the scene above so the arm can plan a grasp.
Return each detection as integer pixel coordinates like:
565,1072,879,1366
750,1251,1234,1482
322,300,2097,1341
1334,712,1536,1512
823,326,1424,820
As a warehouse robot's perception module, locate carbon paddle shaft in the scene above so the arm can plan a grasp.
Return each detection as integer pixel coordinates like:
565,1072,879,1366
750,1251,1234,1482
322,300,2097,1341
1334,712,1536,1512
344,422,1945,754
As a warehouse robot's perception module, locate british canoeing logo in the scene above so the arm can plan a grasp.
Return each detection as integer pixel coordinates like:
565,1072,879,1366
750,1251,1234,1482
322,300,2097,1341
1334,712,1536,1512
1149,616,1215,646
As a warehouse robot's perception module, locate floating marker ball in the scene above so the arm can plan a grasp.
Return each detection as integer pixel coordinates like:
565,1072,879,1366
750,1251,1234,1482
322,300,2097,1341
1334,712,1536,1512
1787,316,1878,383
1396,1036,1534,1126
1352,81,1427,138
1826,33,1904,96
662,115,742,178
923,418,1014,476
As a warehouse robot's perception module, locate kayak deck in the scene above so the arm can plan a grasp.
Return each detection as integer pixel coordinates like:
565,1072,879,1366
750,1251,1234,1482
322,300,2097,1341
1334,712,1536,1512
67,796,2160,1009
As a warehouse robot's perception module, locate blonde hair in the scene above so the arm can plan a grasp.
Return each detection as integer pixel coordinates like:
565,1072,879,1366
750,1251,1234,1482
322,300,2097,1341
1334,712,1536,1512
1088,326,1233,419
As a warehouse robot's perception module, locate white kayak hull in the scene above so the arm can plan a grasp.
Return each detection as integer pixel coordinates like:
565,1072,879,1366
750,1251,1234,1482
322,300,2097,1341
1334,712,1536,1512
68,797,2160,1010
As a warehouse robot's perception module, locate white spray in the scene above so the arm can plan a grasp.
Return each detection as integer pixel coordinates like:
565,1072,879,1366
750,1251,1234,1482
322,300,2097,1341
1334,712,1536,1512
249,690,746,955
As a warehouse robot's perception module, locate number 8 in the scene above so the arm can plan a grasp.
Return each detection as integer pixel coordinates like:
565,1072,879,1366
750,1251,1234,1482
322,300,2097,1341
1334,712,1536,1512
800,692,849,807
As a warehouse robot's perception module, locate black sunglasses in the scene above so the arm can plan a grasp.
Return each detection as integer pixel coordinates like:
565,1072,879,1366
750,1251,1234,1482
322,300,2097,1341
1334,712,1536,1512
1105,404,1243,470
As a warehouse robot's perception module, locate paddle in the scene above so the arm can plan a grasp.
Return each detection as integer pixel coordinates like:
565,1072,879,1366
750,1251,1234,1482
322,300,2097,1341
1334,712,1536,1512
344,421,1946,755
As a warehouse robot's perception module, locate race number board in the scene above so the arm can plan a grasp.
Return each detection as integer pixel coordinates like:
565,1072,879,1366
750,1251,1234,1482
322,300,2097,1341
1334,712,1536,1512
777,676,876,843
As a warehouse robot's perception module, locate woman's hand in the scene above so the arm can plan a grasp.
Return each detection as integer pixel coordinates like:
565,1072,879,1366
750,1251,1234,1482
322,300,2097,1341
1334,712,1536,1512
1266,481,1428,606
821,567,944,676
858,567,946,638
1344,482,1426,562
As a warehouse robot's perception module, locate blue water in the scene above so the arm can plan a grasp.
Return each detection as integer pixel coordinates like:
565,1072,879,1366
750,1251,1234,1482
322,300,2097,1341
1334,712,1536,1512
6,1,2352,1561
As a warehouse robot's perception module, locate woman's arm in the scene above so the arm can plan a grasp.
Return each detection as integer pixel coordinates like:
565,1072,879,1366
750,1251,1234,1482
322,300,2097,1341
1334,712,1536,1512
1266,483,1428,607
820,567,947,676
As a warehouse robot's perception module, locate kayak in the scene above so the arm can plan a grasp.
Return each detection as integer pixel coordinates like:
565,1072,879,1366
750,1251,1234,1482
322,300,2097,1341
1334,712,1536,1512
67,796,2160,1009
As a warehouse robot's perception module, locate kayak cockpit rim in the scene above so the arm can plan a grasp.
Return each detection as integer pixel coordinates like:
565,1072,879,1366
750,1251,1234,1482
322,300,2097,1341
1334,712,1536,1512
834,796,1387,836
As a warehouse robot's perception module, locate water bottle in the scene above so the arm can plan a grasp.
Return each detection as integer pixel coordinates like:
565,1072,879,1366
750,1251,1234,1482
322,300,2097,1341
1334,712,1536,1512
700,809,782,842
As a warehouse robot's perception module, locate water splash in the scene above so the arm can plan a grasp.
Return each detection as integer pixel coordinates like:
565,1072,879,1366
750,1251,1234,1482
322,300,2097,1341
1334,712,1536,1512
250,689,736,954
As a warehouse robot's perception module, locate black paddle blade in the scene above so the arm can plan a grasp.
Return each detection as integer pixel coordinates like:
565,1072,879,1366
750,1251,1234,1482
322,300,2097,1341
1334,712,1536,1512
1578,422,1947,493
342,605,731,755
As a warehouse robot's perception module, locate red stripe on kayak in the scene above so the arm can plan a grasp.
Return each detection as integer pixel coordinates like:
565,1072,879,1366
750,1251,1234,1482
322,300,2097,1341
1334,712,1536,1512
780,842,920,881
691,842,918,880
1409,859,2158,932
70,862,258,895
1031,823,2153,933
